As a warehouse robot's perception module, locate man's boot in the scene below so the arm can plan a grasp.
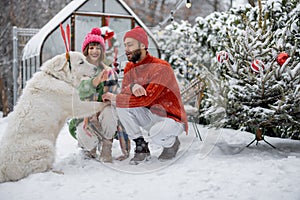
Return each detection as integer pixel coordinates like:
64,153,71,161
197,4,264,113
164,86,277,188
99,138,113,163
129,137,150,165
158,137,180,161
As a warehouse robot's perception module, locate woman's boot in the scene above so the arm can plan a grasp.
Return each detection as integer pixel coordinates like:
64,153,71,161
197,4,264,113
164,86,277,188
99,138,113,163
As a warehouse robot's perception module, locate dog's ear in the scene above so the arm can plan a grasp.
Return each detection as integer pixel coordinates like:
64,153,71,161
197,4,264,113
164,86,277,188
53,54,68,71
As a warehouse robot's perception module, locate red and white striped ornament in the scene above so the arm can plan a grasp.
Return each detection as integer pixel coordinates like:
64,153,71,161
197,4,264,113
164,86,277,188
251,59,265,73
216,51,228,63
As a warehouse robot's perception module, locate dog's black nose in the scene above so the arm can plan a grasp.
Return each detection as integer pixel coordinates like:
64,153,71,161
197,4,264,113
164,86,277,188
94,67,97,73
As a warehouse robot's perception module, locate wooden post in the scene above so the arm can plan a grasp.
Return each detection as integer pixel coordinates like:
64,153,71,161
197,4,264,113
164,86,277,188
0,78,9,117
255,128,263,141
0,78,2,113
246,127,276,148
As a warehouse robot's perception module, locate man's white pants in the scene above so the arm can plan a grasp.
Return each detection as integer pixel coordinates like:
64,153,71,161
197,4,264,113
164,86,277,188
116,107,184,148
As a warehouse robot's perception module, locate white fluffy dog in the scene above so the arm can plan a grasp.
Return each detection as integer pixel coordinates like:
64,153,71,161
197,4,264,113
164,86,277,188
0,52,107,182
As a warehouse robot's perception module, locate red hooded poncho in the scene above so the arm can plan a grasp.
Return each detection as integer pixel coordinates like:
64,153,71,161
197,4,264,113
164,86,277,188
116,53,188,133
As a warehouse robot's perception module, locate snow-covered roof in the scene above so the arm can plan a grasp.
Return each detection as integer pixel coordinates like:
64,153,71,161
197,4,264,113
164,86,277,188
22,0,159,61
22,0,86,60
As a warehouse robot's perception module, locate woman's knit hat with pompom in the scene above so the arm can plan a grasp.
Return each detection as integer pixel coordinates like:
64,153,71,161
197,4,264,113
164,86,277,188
82,28,105,55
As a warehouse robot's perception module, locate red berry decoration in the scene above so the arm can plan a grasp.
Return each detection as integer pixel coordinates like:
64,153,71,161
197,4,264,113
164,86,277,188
277,52,289,66
216,51,228,63
251,59,265,73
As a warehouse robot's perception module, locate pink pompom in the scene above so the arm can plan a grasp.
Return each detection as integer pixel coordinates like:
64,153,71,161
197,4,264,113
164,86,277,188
91,28,102,36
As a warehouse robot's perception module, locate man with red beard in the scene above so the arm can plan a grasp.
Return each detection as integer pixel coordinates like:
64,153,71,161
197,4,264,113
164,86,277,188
102,26,188,165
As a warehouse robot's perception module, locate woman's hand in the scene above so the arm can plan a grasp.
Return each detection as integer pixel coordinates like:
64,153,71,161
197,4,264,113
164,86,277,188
83,117,89,129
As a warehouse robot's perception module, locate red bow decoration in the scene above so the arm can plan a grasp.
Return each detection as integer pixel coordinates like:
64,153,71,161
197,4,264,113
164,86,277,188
60,23,71,61
103,30,114,41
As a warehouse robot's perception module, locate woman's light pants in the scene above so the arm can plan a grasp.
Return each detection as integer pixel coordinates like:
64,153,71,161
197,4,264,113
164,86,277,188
77,106,118,151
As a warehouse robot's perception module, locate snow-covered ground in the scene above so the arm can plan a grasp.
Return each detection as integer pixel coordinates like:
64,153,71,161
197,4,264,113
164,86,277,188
0,116,299,200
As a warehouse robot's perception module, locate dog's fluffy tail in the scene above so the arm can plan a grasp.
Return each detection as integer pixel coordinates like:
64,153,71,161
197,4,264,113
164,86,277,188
0,174,3,183
0,139,56,183
0,153,11,183
0,163,7,183
0,174,5,183
0,151,6,183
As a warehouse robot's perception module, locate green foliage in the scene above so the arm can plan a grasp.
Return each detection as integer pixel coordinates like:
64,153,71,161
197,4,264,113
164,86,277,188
68,118,83,140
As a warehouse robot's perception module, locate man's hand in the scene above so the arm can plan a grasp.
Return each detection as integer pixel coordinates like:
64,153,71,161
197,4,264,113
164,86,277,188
132,84,147,97
102,92,116,102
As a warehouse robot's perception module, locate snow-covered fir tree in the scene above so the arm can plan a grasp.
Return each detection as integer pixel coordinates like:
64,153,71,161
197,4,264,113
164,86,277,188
154,0,300,138
155,20,198,86
222,0,300,138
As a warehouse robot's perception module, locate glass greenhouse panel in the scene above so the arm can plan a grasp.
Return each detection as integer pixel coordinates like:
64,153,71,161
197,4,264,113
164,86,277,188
78,0,103,12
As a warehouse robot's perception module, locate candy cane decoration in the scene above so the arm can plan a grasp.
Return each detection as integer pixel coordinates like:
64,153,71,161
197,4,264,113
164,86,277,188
216,51,228,63
251,59,265,73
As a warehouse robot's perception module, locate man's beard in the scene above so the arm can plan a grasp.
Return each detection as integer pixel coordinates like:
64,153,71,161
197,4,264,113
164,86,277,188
127,49,142,63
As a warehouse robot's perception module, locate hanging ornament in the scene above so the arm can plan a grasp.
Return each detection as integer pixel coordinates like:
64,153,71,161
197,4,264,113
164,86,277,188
251,59,265,73
216,51,228,63
276,52,289,66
